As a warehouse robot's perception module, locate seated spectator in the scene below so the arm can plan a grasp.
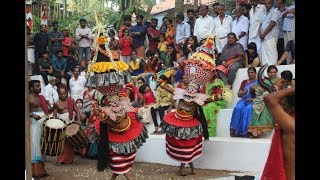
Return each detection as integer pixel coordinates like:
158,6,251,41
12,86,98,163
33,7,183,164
43,76,59,108
176,74,189,89
280,70,295,88
245,42,260,68
276,40,295,65
216,33,245,89
138,84,157,124
230,67,258,137
52,50,71,88
248,65,281,138
185,35,199,58
128,50,146,76
38,50,54,85
66,49,79,77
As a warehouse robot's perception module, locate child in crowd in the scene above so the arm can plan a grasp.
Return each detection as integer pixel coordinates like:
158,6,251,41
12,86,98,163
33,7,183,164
157,34,168,63
138,84,157,124
120,28,132,64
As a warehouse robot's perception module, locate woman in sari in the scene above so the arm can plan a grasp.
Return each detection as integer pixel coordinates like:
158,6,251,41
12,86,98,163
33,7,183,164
201,76,227,137
216,32,245,89
230,67,258,137
248,65,281,138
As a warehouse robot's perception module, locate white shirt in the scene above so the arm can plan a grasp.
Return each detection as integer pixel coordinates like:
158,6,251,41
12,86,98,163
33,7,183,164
213,14,233,38
44,83,59,107
69,76,87,101
175,22,191,44
194,14,214,42
232,15,249,50
261,7,280,40
249,4,266,39
75,27,94,48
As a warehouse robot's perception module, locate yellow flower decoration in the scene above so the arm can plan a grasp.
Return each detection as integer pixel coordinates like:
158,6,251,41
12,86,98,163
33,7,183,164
97,35,108,45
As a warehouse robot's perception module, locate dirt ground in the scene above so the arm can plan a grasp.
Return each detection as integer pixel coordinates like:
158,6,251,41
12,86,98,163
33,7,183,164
35,155,236,180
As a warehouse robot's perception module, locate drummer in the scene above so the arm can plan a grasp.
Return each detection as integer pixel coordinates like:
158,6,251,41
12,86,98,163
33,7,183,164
29,80,51,177
52,86,81,165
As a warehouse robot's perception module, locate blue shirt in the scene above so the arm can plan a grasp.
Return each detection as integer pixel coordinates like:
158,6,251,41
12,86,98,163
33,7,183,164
129,24,147,49
52,57,67,72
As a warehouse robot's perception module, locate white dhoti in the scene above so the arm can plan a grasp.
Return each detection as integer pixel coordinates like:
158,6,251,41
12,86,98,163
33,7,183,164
30,111,46,163
216,37,228,54
259,37,278,66
215,28,230,54
28,47,35,75
248,36,262,52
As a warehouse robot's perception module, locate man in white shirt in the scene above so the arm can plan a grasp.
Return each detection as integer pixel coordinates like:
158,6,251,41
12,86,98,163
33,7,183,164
194,4,214,44
75,18,93,69
258,0,281,65
232,6,249,50
44,76,59,107
213,4,233,54
248,0,266,51
175,12,191,48
69,67,86,101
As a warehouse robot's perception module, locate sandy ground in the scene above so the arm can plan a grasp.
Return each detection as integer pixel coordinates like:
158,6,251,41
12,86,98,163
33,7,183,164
35,155,236,180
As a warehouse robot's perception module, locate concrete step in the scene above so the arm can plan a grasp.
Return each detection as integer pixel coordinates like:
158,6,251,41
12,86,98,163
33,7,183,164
136,133,271,172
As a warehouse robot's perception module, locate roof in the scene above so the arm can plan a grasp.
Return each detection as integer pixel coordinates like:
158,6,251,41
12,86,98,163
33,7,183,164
151,0,216,15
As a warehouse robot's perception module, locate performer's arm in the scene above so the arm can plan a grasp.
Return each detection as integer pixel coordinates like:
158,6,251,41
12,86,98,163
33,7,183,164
264,88,295,133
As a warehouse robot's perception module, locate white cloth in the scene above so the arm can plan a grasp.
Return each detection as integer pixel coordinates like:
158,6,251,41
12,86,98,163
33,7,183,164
69,76,87,101
213,15,233,53
57,112,75,124
75,27,94,48
261,7,281,41
259,37,278,65
137,104,156,124
248,36,262,52
30,111,46,163
194,14,214,42
249,4,266,41
27,47,35,63
44,84,59,107
232,15,249,50
175,22,191,44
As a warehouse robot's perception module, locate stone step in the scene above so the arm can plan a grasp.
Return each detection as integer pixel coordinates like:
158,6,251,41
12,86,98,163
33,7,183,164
136,133,271,172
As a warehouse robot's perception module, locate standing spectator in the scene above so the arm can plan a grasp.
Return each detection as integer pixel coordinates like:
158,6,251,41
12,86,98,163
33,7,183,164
147,18,161,53
118,15,132,39
37,50,54,85
48,21,64,59
52,50,71,88
240,3,252,18
276,0,286,64
27,26,35,75
76,18,94,69
130,14,148,59
213,4,233,54
160,16,169,35
276,39,295,65
61,29,72,58
248,0,266,51
232,6,249,50
212,2,221,18
34,24,49,72
186,9,196,36
29,80,50,178
69,67,86,101
119,28,132,65
282,0,295,63
107,29,121,58
258,0,281,65
175,12,191,49
194,4,214,43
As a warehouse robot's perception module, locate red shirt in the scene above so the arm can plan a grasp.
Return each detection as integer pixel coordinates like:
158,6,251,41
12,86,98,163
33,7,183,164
142,91,156,105
147,27,161,53
62,37,71,57
118,25,131,39
120,36,132,56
